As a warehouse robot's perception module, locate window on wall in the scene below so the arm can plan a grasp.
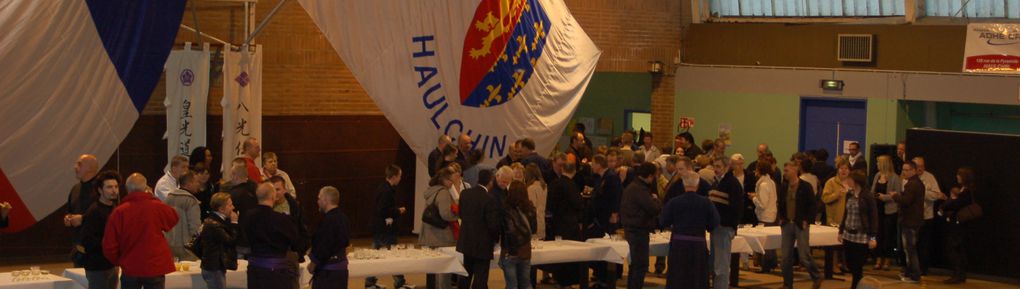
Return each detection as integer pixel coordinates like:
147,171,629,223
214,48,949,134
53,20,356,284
709,0,905,17
925,0,1020,18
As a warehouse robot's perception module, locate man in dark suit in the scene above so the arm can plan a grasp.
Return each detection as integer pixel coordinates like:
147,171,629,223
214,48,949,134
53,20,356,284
456,169,500,289
518,138,556,184
367,165,408,289
846,142,867,173
778,161,823,289
428,135,453,177
547,163,585,287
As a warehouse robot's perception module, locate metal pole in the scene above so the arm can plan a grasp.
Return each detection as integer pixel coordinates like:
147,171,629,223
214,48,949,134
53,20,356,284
190,1,202,43
242,0,289,47
180,24,236,49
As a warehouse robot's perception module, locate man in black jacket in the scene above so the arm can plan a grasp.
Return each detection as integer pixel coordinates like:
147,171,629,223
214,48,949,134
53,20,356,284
778,160,822,289
201,192,240,289
708,157,744,289
456,169,500,289
308,186,351,289
244,183,309,289
367,165,409,289
270,175,310,289
80,171,121,289
547,163,585,287
892,162,924,283
620,163,660,289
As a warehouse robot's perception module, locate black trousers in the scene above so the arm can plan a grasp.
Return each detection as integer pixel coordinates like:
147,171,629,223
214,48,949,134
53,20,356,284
460,255,492,289
624,229,650,289
918,219,935,274
121,275,165,289
945,223,967,279
248,266,298,289
843,240,868,289
312,270,349,289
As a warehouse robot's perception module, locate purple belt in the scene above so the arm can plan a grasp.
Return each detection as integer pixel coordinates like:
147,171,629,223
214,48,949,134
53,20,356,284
248,256,289,270
320,260,348,271
671,234,706,242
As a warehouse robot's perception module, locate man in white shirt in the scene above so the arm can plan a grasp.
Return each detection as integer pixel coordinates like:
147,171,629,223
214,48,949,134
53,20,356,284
638,133,662,162
912,156,945,275
262,152,296,199
155,155,189,201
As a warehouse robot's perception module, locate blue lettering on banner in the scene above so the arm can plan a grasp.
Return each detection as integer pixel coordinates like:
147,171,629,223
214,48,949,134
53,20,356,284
412,35,507,159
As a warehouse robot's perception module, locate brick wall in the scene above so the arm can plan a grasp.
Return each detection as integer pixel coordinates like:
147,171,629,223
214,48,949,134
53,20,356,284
147,0,682,146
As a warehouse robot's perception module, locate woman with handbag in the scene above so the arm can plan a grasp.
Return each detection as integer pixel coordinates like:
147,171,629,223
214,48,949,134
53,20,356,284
938,167,978,284
419,167,458,289
501,181,538,289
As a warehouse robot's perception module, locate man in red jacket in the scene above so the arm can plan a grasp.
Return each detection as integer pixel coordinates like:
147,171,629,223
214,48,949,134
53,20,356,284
103,173,179,289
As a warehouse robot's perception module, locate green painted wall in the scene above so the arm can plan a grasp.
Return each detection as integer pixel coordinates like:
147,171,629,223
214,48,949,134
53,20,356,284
674,91,802,163
569,72,652,143
675,92,908,161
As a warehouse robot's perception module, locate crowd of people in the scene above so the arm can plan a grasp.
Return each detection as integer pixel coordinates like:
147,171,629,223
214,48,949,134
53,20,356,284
425,123,979,289
55,138,351,289
6,123,977,289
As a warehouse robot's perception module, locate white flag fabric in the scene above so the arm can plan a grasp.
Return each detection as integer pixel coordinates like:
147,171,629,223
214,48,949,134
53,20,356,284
165,43,211,163
221,47,263,173
0,0,184,231
298,0,600,232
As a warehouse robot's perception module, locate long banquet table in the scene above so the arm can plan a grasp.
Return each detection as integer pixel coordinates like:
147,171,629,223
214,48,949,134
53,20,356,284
0,272,83,289
737,224,843,279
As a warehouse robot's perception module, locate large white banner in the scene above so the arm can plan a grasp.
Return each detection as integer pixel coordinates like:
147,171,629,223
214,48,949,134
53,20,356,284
298,0,600,232
964,23,1020,73
165,43,210,164
221,46,263,173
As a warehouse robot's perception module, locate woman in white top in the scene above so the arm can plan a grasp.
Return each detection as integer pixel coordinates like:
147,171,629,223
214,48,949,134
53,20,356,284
748,157,778,273
524,164,547,239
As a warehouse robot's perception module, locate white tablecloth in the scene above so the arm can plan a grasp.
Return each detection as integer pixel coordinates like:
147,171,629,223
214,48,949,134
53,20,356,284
348,253,467,277
737,225,841,254
587,232,754,262
439,240,623,268
0,273,83,289
63,260,313,289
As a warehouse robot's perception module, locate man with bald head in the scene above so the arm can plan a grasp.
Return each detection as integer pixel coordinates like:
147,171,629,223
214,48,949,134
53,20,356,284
242,138,264,183
457,133,472,166
428,135,453,177
104,173,178,289
66,154,99,267
244,182,308,289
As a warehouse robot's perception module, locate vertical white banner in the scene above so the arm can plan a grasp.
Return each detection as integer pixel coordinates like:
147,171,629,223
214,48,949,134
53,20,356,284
221,46,263,173
165,43,210,164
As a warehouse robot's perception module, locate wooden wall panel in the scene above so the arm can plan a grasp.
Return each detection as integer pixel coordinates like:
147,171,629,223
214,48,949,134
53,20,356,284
0,115,415,265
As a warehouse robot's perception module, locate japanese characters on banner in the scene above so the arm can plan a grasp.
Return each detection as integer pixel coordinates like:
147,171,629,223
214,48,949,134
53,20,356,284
221,46,263,173
964,23,1020,73
164,43,210,164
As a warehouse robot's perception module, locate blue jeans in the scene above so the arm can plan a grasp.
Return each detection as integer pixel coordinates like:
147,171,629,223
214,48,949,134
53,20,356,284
500,256,532,289
900,227,921,280
366,236,406,287
710,227,735,289
201,270,226,289
781,223,820,288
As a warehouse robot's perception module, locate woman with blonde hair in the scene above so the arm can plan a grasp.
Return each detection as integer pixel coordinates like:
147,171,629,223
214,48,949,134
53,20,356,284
871,155,902,270
524,164,547,238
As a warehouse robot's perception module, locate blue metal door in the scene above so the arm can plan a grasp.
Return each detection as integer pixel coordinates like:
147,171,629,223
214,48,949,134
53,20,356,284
799,98,867,166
